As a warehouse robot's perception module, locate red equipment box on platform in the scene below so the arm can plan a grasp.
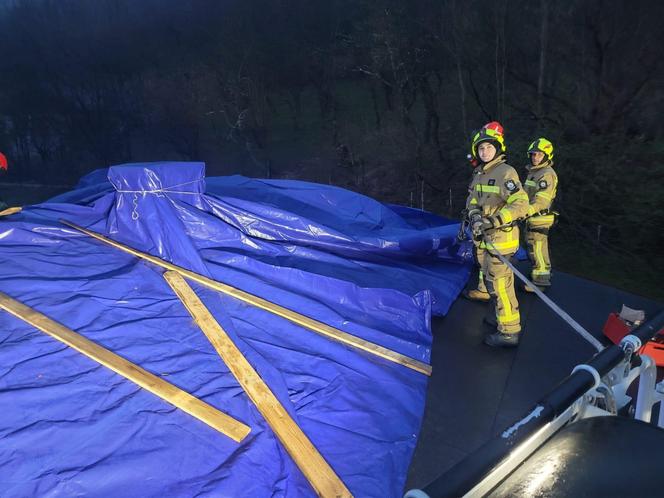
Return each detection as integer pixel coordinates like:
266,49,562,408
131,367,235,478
603,312,664,367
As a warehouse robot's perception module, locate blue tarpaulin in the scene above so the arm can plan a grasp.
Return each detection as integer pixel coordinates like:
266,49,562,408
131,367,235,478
0,162,471,497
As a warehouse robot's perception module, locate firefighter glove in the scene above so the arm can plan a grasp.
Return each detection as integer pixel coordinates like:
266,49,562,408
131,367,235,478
467,208,482,223
472,217,493,237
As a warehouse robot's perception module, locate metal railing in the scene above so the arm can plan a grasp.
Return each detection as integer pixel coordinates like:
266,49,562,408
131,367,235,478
405,309,664,498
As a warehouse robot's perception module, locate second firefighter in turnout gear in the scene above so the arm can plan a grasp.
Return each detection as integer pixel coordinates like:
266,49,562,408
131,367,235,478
466,127,529,347
523,138,558,290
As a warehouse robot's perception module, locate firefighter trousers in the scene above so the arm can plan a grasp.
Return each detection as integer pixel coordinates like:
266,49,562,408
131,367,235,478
474,245,488,293
481,250,521,334
526,228,552,286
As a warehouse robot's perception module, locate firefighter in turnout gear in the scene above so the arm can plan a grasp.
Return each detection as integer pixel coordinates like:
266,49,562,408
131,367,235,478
523,138,558,291
462,144,490,302
466,127,529,347
462,122,504,303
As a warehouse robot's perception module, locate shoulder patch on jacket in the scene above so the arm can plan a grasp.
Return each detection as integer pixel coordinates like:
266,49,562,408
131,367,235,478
505,179,517,192
539,179,548,189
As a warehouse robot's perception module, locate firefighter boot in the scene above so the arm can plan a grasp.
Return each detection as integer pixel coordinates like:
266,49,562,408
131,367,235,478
484,331,520,348
463,288,491,302
463,266,491,301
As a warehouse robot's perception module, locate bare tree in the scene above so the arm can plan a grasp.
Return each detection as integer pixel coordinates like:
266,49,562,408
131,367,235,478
536,0,549,125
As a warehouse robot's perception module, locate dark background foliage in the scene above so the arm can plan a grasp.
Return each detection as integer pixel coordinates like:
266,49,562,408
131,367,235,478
1,0,662,299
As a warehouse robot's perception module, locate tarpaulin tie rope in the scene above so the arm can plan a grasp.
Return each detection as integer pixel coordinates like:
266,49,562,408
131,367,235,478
114,179,203,220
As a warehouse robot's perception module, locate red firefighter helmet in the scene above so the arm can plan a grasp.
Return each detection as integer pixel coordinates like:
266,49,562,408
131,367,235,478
483,121,504,137
468,122,505,165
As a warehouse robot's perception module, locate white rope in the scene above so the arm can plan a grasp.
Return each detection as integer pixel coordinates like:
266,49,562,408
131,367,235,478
481,230,604,352
114,178,203,195
117,190,201,195
113,179,204,220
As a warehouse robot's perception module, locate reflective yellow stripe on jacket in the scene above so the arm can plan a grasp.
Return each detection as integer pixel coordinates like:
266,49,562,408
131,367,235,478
497,208,513,224
474,184,501,194
480,238,519,252
527,214,555,225
506,191,528,204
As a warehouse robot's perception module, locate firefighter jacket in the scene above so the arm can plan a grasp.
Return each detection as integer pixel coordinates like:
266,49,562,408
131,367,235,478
467,155,529,255
524,160,558,228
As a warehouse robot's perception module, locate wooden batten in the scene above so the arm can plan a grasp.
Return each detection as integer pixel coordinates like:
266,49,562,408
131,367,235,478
163,271,352,498
61,219,432,376
0,291,250,442
0,207,22,217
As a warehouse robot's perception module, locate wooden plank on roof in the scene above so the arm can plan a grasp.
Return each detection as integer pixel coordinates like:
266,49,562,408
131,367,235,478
0,290,250,443
163,271,353,498
0,207,22,216
61,219,432,376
